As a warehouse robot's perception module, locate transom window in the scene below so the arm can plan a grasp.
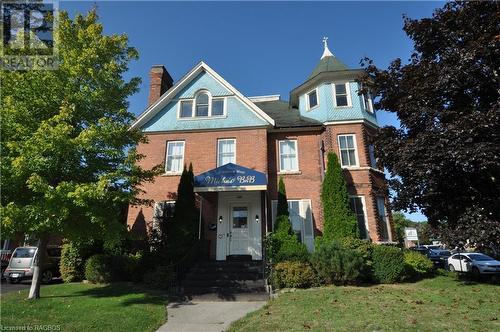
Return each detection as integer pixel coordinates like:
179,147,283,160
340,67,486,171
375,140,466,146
334,83,351,107
279,140,298,172
338,134,358,167
306,89,318,110
349,196,368,239
178,90,225,118
165,141,185,173
217,138,236,166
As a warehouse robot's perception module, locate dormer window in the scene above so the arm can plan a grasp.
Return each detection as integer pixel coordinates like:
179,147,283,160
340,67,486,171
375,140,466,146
333,83,351,107
178,90,226,119
306,89,319,110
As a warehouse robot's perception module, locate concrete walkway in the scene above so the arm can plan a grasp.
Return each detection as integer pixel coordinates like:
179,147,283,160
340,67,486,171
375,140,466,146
157,300,266,332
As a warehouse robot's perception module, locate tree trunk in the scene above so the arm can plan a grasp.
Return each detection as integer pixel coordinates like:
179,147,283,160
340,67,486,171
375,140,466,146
28,235,48,300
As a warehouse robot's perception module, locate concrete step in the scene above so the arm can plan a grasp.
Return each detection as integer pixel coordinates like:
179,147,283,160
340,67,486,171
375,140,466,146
182,279,266,288
196,261,263,268
182,291,269,302
184,271,263,281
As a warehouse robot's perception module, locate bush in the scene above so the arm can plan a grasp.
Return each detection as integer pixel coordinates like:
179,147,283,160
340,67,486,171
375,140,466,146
272,261,316,289
372,245,405,283
404,251,434,279
143,265,175,289
85,254,114,283
311,241,365,285
60,240,102,282
266,216,310,264
338,237,375,282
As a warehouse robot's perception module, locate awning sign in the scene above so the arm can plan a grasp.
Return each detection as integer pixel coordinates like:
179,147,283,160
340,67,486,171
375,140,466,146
404,227,419,241
194,163,267,192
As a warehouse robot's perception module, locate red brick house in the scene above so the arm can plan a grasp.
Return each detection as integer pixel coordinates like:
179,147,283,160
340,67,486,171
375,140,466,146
127,41,394,261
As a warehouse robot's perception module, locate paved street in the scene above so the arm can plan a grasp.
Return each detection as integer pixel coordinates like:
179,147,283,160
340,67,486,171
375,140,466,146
0,279,32,295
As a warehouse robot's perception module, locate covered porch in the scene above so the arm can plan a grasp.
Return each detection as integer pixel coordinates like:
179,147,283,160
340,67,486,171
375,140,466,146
194,163,268,261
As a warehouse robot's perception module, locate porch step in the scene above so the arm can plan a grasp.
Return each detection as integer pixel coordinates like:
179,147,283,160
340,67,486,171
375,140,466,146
179,260,268,301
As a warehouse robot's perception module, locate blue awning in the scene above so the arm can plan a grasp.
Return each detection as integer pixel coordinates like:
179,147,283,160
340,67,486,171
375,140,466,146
194,163,267,192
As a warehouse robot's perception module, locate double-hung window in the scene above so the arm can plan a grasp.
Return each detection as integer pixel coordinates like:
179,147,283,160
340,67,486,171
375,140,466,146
349,196,369,239
217,139,236,166
333,83,351,107
271,199,314,252
279,140,298,172
363,92,373,112
338,134,358,167
377,197,391,241
180,100,193,118
368,144,377,168
306,89,318,110
195,92,209,117
153,201,175,234
179,90,225,119
165,141,185,173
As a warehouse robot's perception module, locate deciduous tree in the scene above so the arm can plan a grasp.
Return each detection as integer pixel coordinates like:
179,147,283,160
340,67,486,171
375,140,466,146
0,10,159,299
361,1,500,253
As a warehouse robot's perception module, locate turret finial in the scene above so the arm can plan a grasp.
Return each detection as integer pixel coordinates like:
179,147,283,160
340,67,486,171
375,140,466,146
321,36,334,59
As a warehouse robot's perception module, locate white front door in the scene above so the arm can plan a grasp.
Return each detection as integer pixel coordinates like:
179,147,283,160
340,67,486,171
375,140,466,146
229,204,251,255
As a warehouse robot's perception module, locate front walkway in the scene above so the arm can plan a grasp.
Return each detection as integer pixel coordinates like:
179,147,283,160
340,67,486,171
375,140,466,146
158,300,266,332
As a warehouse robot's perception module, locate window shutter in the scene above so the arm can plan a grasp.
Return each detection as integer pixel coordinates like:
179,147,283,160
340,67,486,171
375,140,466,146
300,200,315,252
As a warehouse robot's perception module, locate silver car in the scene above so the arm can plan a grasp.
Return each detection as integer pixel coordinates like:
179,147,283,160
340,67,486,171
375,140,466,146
447,253,500,276
3,246,61,284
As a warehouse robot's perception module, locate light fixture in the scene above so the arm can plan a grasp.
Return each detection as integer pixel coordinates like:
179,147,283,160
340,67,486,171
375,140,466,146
255,215,259,223
219,216,223,223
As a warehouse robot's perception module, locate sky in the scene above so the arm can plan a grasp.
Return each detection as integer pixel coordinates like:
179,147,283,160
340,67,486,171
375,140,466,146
61,1,444,221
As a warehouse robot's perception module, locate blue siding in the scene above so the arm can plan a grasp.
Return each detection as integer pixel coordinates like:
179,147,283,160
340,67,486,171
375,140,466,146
298,81,378,126
142,70,268,132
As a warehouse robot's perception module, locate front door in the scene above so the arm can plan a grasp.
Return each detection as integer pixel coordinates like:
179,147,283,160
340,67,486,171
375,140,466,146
229,204,250,255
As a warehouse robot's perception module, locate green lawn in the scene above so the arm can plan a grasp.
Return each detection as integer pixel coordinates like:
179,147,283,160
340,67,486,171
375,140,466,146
229,276,500,332
0,282,167,331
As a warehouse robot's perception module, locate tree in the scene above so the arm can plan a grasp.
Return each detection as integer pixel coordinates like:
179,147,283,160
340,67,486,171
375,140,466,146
275,177,292,235
166,163,199,260
320,152,359,241
392,212,412,246
361,1,500,253
0,10,159,299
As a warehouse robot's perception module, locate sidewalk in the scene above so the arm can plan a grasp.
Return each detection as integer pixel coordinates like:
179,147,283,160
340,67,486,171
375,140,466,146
157,300,266,332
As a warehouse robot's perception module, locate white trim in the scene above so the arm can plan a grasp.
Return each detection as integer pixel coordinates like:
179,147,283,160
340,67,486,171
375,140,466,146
248,95,280,102
278,139,299,172
332,82,352,108
337,134,359,168
305,88,319,111
194,185,267,192
130,61,275,130
217,138,236,167
349,195,370,240
165,140,185,174
324,120,380,129
177,92,228,120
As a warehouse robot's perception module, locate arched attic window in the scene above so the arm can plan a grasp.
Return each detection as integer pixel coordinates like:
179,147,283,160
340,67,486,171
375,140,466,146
195,91,210,117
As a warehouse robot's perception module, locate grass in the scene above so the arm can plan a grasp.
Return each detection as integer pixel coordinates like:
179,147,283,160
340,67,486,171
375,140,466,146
229,276,500,332
0,282,167,331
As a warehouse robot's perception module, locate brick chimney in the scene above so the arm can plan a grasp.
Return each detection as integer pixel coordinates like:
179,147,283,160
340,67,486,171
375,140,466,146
148,65,173,106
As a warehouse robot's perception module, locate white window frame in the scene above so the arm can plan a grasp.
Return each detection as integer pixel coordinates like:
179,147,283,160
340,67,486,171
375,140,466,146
305,88,319,110
349,195,370,239
271,199,315,252
337,134,359,167
217,138,236,167
376,196,392,242
332,82,352,107
278,139,299,172
177,90,227,119
361,87,373,113
165,141,185,174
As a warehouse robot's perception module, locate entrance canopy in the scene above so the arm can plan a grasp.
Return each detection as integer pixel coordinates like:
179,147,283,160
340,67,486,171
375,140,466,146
194,163,267,192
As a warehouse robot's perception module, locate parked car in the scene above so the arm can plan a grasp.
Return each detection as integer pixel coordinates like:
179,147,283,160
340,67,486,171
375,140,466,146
410,246,429,256
1,249,12,277
427,249,451,268
3,246,62,284
447,253,500,276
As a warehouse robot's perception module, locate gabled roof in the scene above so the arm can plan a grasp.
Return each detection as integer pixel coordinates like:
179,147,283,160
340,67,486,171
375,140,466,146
255,100,323,128
130,61,275,130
